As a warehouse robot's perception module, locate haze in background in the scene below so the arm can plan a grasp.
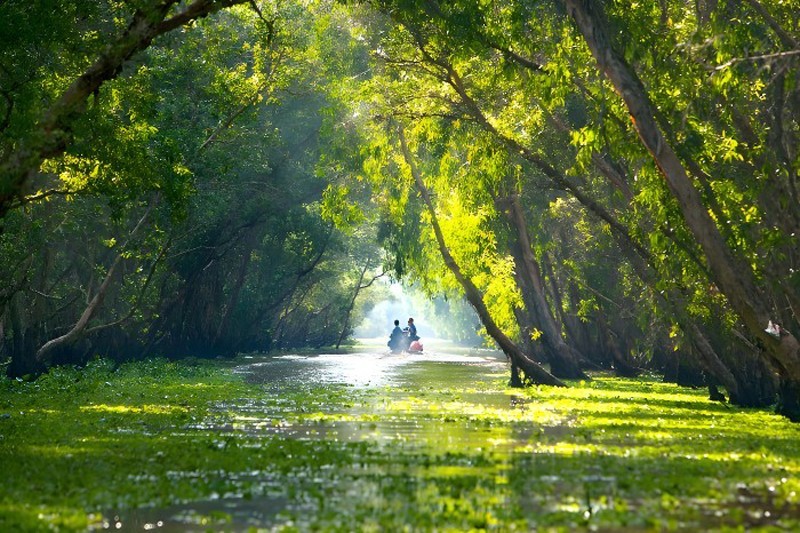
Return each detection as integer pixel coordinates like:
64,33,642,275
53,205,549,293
354,282,484,347
354,283,435,338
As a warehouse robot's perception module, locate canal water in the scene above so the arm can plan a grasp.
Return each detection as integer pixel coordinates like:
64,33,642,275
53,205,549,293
109,344,541,531
102,344,800,531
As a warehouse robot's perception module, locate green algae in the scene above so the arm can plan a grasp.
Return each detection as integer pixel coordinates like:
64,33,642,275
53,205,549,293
1,355,799,531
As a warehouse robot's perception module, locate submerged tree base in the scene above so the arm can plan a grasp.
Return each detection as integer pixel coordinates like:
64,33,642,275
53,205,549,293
776,379,800,423
1,353,800,531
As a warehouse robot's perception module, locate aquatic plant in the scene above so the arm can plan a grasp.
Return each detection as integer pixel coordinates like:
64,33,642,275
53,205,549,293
1,356,798,530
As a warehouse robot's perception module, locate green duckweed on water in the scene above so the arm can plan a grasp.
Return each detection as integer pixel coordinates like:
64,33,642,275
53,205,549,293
1,352,799,531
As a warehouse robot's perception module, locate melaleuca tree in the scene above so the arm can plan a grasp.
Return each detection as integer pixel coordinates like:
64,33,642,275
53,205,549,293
356,1,626,379
356,0,796,413
347,24,567,384
125,0,386,356
0,0,257,220
557,0,799,417
0,0,384,374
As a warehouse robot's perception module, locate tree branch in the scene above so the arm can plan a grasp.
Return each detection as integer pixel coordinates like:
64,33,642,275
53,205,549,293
0,0,248,220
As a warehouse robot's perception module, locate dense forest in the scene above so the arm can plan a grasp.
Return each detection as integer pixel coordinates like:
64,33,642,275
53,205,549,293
1,1,798,418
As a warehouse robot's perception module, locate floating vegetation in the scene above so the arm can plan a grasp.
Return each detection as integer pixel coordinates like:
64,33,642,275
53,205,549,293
1,354,799,531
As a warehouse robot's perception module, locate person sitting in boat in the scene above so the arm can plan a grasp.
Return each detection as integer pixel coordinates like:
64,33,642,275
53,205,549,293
388,319,405,352
406,317,419,342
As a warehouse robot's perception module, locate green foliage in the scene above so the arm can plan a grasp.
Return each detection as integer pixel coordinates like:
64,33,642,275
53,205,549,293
0,0,399,370
2,0,799,423
2,356,800,530
359,0,798,380
0,1,122,142
321,183,366,230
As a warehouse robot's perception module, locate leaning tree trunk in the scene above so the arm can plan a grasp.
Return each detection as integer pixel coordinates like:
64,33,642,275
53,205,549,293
35,205,151,363
500,194,588,379
595,313,642,378
35,254,122,363
336,258,384,349
213,229,261,354
336,259,370,349
511,297,548,364
397,126,564,387
563,0,800,419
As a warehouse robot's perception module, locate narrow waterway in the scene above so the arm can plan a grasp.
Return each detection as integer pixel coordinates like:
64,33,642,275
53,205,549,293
103,343,800,531
110,344,538,531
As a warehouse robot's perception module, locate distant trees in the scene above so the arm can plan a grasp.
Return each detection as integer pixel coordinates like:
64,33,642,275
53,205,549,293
0,1,386,376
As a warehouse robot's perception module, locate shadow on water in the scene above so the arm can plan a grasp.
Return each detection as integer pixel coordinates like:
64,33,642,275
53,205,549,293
103,347,800,531
105,347,527,531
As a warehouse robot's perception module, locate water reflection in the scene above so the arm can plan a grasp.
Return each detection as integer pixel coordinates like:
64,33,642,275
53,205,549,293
100,347,800,531
228,349,518,448
234,348,508,389
104,347,518,531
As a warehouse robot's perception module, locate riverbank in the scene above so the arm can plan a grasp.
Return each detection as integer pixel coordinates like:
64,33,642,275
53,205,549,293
1,352,799,531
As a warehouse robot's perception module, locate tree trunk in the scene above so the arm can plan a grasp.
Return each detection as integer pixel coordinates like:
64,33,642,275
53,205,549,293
563,0,800,418
744,0,798,50
397,126,564,387
35,254,122,362
777,379,800,423
6,295,40,377
500,194,588,379
35,205,151,362
595,313,642,378
336,258,372,350
686,323,742,402
213,235,257,353
511,296,548,364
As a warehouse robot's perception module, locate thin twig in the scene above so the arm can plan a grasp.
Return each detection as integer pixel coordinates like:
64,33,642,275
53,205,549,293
714,49,800,70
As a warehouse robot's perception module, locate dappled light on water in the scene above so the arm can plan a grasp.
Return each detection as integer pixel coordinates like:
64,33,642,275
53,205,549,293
100,348,800,531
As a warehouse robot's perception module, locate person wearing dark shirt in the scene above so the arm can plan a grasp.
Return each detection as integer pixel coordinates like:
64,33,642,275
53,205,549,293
388,319,404,352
